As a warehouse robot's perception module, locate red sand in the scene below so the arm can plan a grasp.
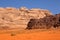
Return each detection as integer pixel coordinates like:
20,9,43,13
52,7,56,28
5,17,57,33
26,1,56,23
0,29,60,40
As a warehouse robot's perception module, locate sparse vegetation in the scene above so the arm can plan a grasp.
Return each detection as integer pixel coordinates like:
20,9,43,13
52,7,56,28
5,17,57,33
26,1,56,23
11,32,16,36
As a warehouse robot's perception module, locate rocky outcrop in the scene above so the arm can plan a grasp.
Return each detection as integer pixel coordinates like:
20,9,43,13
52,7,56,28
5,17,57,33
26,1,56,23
26,14,60,29
0,7,52,29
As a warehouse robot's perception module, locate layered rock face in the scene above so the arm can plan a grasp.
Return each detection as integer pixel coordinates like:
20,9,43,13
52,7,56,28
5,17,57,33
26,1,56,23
26,14,60,29
0,7,52,29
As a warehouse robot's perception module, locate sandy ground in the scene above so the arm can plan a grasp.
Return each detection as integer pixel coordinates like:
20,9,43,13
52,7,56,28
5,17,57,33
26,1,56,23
0,29,60,40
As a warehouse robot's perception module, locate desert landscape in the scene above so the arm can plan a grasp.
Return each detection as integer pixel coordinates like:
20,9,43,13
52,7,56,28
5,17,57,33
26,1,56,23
0,7,60,40
0,29,60,40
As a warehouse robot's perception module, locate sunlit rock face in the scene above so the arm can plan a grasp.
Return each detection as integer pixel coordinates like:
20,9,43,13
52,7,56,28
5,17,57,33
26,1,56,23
0,7,52,29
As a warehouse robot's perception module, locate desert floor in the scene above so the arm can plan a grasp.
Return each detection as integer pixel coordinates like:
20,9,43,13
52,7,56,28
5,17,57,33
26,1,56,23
0,29,60,40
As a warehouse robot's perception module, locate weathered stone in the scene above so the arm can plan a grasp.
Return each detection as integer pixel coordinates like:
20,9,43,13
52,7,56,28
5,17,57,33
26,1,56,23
26,13,60,29
0,7,52,29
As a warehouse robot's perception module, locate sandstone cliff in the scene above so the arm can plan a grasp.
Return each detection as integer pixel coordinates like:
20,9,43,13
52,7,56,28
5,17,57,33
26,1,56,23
0,7,52,29
26,14,60,29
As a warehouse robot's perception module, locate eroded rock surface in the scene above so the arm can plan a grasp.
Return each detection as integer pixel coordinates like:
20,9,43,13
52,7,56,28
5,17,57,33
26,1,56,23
26,14,60,29
0,7,52,29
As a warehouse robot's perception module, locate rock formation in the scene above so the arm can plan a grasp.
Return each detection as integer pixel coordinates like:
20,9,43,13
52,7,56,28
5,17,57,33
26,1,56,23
0,7,52,29
26,13,60,29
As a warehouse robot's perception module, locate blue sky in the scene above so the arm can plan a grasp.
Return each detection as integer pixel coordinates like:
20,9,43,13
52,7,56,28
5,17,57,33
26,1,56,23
0,0,60,14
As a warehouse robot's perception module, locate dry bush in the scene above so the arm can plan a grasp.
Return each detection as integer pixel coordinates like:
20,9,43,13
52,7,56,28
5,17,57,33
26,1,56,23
11,32,16,36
